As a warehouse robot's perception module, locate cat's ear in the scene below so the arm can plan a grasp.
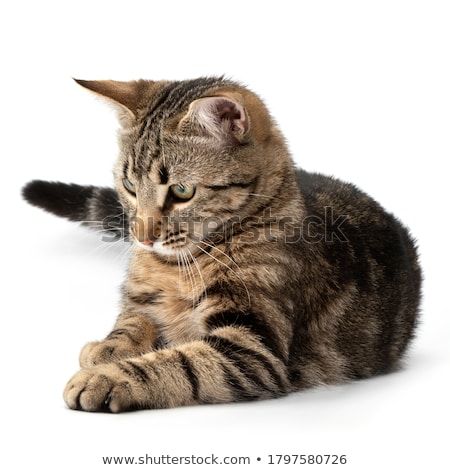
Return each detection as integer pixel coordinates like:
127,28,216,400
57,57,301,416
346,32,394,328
186,96,249,142
74,79,151,126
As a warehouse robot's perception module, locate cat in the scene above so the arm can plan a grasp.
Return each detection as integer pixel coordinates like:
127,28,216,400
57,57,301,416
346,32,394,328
23,77,422,412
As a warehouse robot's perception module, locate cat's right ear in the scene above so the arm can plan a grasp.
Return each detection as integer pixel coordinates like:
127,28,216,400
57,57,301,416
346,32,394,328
184,96,250,143
74,79,152,127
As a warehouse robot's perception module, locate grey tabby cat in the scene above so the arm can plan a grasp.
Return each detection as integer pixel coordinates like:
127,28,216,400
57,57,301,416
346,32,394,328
23,77,421,412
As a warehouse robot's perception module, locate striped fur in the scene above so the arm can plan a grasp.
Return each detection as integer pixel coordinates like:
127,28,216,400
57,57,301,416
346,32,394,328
23,77,421,412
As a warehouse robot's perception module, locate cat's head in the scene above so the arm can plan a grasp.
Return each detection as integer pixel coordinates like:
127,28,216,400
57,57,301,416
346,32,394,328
76,77,294,260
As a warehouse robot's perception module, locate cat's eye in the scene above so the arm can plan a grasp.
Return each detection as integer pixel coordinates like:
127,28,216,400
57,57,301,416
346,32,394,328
170,183,196,201
122,178,136,196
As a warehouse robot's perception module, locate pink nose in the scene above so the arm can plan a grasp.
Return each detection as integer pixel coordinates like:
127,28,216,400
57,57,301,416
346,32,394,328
140,239,154,246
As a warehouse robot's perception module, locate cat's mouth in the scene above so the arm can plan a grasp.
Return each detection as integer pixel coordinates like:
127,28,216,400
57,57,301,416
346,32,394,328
132,217,227,261
134,234,205,262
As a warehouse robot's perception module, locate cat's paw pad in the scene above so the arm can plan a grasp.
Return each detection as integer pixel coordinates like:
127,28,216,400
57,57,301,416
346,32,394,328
79,340,137,368
63,365,139,412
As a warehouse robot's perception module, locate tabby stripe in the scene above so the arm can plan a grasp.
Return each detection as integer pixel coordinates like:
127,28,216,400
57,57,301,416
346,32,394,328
203,281,242,301
228,349,280,394
142,77,230,139
123,160,129,179
106,328,139,344
205,178,258,192
177,351,199,401
219,361,261,402
136,77,232,174
163,77,229,118
127,292,162,305
140,82,181,134
151,79,230,164
207,336,287,395
159,165,169,185
145,82,194,164
162,81,198,115
134,83,182,168
118,361,150,384
206,310,286,363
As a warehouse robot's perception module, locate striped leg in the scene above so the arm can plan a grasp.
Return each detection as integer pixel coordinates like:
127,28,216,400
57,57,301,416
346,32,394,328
63,327,290,412
79,314,158,368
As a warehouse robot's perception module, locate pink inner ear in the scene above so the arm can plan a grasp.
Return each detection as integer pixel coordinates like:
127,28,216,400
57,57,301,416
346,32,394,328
191,97,249,140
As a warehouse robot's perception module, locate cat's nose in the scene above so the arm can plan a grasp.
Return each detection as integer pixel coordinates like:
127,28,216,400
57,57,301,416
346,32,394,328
134,230,158,247
132,210,161,246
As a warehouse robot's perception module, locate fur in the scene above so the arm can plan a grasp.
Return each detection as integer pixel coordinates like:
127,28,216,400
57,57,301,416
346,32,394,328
22,77,421,412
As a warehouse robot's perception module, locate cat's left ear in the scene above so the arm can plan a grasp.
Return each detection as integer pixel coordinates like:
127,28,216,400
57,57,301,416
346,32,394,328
74,79,151,127
186,96,249,142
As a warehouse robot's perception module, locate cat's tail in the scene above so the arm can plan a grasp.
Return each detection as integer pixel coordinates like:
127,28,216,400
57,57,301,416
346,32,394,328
22,180,128,239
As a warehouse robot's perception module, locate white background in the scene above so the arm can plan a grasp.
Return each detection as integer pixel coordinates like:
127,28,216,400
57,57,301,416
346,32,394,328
2,1,449,468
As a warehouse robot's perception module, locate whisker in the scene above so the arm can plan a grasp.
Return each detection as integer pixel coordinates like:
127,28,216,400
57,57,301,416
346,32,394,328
176,251,183,284
195,242,251,308
200,238,242,272
187,247,207,307
78,230,131,265
181,250,196,303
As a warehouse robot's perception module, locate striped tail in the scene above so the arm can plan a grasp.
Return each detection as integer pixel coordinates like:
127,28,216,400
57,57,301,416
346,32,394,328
22,180,128,239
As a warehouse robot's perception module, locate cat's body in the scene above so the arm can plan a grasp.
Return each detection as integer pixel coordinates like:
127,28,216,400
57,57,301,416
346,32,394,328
23,77,421,412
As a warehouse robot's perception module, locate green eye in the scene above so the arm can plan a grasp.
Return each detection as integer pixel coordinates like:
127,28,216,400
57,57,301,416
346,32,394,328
170,183,196,201
122,178,136,196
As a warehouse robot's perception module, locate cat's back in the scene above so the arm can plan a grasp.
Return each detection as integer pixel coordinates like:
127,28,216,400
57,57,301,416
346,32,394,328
295,168,418,252
295,168,387,221
293,167,421,290
286,168,421,387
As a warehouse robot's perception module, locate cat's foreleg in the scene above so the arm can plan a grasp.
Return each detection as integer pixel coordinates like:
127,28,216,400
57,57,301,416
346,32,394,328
64,327,290,412
79,313,158,368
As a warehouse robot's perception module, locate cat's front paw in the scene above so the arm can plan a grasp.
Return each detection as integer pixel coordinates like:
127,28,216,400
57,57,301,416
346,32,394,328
63,364,143,412
79,340,139,368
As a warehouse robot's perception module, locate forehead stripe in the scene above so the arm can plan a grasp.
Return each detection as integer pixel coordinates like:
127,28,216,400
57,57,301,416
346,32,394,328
133,77,233,176
159,166,169,184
